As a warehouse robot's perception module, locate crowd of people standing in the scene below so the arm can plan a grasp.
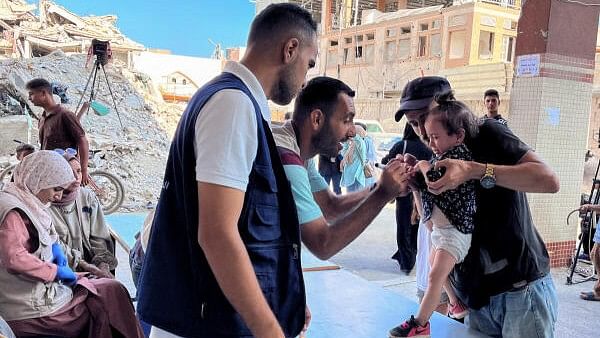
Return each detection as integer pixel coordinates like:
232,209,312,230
0,3,575,338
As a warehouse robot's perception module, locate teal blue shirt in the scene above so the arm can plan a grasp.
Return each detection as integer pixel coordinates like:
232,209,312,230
282,158,328,224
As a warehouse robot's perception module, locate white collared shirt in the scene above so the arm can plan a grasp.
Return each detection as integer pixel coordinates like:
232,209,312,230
193,61,270,191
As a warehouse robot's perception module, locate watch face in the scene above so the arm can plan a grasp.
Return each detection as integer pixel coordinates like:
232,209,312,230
481,176,496,189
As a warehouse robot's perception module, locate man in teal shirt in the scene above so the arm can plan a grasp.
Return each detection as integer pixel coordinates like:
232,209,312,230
272,76,410,259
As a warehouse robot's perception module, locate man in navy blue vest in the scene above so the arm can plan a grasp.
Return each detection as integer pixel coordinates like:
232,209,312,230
137,4,319,338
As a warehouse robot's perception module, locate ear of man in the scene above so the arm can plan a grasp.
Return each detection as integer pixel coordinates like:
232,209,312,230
310,109,324,131
282,38,300,65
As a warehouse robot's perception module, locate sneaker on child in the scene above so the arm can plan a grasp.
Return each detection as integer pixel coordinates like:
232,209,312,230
448,301,468,319
389,315,430,338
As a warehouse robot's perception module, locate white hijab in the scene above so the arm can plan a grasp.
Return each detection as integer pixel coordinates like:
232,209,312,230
2,150,75,239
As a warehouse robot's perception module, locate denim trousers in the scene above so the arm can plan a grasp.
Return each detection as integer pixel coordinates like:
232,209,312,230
466,274,558,338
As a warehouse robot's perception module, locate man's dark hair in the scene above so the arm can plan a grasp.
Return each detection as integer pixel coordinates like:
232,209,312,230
25,78,52,93
294,77,355,124
248,3,317,47
484,89,499,99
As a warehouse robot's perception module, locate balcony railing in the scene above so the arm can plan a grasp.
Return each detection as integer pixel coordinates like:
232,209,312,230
455,0,520,8
480,0,520,7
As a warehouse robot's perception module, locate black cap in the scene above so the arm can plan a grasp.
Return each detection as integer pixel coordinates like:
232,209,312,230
394,76,451,122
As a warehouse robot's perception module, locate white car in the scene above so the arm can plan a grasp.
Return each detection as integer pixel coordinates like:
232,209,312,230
353,119,403,163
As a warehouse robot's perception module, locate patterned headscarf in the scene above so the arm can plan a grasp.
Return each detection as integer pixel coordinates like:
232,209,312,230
3,150,75,237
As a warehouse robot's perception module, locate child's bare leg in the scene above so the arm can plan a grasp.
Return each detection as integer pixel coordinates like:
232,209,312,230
444,279,460,306
416,249,457,325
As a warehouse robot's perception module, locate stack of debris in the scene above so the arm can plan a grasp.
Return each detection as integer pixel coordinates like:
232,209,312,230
0,51,184,210
0,0,143,62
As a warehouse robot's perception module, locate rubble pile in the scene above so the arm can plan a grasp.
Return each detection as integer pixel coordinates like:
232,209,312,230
0,0,143,59
0,51,184,210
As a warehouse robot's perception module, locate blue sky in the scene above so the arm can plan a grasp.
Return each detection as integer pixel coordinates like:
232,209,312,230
28,1,256,57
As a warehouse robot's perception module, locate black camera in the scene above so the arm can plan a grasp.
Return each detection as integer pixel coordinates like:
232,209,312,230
91,39,110,65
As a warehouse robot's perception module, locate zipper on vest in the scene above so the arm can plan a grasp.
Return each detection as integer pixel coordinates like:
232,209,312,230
293,243,299,259
201,302,206,319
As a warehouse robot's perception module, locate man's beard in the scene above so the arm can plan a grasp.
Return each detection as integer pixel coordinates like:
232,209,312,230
271,65,297,105
313,121,339,157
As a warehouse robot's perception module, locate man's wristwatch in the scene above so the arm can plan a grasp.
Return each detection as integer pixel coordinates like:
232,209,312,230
480,163,496,189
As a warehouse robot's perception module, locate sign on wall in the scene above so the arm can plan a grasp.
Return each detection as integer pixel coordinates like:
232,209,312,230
516,54,540,77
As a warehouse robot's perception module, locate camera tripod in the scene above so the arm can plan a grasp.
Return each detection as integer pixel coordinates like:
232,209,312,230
566,158,599,285
75,55,124,129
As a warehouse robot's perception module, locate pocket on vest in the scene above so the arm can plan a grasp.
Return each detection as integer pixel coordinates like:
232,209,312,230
248,205,281,241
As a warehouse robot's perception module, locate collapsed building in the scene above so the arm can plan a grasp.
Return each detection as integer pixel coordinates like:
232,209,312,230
0,0,144,64
0,1,185,210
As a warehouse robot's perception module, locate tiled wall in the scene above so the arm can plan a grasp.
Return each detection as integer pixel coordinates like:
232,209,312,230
546,240,577,268
510,53,594,267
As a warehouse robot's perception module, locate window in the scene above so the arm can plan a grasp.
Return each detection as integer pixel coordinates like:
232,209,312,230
330,40,339,47
449,31,466,59
418,36,428,57
171,78,176,84
182,79,187,85
365,44,375,63
504,19,517,30
480,16,497,27
449,15,466,27
420,23,429,31
366,33,375,41
385,41,396,61
398,39,411,59
479,31,495,59
343,48,353,64
432,19,441,29
501,36,515,62
401,26,411,34
355,46,363,59
386,28,397,37
327,49,339,66
345,37,353,44
430,34,441,57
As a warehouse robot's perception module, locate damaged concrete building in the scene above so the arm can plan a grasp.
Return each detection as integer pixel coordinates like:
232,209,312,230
0,0,144,65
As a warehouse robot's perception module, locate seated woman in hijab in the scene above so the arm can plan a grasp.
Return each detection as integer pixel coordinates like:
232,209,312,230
49,152,116,279
0,150,143,338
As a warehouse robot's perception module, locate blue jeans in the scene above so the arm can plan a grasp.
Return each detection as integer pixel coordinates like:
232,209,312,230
466,274,558,338
320,170,342,195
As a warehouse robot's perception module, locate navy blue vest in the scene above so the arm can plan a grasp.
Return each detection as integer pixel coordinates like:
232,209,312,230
137,72,305,337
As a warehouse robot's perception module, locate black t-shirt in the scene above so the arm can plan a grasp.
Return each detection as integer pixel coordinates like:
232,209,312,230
381,139,433,165
450,119,550,309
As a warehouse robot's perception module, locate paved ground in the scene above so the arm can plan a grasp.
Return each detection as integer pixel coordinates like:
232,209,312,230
113,206,599,338
327,205,600,338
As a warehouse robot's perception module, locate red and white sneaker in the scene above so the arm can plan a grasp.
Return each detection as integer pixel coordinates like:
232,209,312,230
448,301,468,319
388,315,430,338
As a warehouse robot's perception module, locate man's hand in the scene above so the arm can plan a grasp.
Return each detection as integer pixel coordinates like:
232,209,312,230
402,153,418,167
81,167,90,186
427,158,472,195
79,261,113,279
377,160,411,198
580,204,597,213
